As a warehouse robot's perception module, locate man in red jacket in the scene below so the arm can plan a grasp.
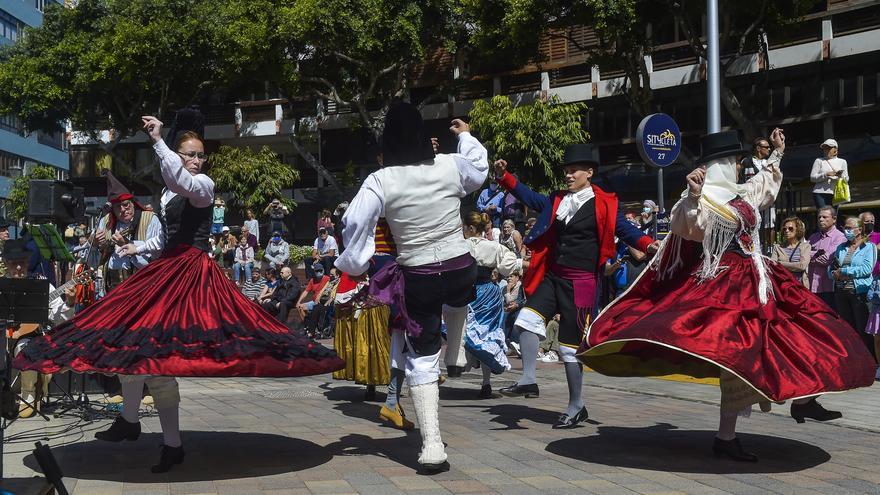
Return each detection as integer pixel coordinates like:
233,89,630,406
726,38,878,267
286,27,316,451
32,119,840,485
495,144,659,428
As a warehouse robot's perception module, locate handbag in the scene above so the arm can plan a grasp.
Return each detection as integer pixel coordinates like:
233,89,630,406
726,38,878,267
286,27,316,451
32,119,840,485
829,161,850,204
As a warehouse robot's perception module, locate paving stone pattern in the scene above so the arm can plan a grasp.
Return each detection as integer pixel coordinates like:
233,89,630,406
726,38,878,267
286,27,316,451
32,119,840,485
3,352,879,494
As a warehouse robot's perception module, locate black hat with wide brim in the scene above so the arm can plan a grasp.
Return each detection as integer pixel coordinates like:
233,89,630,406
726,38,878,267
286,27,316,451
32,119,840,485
561,143,600,169
697,130,748,164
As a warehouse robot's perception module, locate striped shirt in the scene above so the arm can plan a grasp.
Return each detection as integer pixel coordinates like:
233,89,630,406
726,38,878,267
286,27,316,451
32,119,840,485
375,218,397,255
241,278,266,300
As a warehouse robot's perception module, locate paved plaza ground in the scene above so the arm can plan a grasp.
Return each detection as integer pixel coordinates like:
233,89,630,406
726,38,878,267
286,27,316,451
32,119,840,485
3,346,880,495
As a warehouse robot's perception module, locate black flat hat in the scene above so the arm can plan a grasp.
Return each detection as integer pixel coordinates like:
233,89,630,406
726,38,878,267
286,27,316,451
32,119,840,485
561,144,600,169
697,130,748,164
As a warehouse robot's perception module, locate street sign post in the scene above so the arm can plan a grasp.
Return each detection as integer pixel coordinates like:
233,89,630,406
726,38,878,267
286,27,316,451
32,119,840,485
636,113,682,240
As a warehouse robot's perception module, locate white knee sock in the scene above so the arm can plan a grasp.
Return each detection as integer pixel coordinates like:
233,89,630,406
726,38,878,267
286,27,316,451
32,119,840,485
121,377,145,423
482,365,492,386
717,410,738,440
158,406,182,448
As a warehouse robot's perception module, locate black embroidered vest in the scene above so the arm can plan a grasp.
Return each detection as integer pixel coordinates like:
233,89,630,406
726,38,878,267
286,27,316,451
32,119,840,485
161,195,212,252
554,198,599,272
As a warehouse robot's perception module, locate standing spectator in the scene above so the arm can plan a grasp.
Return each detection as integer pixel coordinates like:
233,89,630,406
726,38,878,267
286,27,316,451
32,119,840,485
317,209,334,235
810,139,848,209
240,225,258,250
212,198,226,235
477,182,505,228
808,206,846,309
241,269,266,301
502,190,527,234
312,227,338,275
865,277,880,378
770,217,810,287
232,236,254,285
830,216,877,359
740,137,778,239
260,266,301,323
244,209,260,246
264,199,289,235
264,231,289,270
859,211,880,278
605,243,648,300
640,200,658,238
499,219,523,258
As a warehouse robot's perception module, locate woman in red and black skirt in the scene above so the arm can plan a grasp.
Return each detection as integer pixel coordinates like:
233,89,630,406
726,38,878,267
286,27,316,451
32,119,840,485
14,109,343,473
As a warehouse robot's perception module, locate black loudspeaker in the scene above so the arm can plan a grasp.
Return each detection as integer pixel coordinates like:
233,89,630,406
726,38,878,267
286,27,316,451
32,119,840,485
27,180,85,224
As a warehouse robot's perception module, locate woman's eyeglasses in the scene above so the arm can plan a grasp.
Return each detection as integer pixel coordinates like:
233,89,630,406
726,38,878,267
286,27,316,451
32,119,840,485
782,226,796,232
178,151,208,161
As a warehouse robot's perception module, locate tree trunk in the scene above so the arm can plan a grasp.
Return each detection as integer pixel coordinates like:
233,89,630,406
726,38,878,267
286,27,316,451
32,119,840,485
719,80,762,142
286,130,340,191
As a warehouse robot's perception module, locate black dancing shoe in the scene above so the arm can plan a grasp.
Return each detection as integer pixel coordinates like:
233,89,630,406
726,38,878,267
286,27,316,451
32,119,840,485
553,406,589,429
790,398,842,424
478,384,494,399
418,460,450,475
95,416,141,442
498,382,539,398
712,437,758,462
446,365,465,378
151,444,185,473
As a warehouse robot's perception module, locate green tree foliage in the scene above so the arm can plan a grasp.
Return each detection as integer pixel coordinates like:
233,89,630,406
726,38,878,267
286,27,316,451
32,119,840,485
464,0,820,141
7,166,59,221
208,146,300,215
469,95,588,191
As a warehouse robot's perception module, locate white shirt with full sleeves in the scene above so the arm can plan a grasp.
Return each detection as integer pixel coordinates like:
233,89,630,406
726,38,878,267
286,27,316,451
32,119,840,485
152,139,215,209
336,131,488,276
809,156,848,195
466,237,522,277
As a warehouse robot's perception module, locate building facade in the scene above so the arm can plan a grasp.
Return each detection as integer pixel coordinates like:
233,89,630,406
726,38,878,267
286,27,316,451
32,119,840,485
0,0,69,219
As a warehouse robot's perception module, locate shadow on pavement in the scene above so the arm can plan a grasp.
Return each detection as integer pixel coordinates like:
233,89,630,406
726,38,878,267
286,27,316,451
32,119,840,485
23,431,332,483
446,402,600,430
546,423,831,473
325,433,422,471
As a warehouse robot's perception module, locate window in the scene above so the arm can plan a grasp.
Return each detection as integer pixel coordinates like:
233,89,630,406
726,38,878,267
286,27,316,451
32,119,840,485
863,73,877,107
0,11,22,42
0,113,22,133
841,75,859,108
0,151,23,178
35,0,47,12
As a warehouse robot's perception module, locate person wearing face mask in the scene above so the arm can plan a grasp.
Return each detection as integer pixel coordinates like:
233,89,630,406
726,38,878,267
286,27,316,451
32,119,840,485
477,181,505,229
640,200,657,238
859,211,880,277
830,216,877,361
14,108,344,473
581,129,876,462
264,231,290,270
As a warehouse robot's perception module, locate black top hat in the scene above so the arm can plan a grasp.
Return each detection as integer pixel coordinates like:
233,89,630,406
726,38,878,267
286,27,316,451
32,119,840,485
697,130,748,164
166,106,206,149
561,144,600,169
1,239,32,262
0,216,11,228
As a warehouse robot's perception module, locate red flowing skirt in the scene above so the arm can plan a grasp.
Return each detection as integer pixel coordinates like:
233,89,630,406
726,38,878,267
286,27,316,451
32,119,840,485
14,246,344,377
580,241,875,402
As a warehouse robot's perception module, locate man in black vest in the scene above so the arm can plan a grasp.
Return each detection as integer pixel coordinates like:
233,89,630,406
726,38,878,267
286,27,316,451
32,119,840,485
495,145,658,429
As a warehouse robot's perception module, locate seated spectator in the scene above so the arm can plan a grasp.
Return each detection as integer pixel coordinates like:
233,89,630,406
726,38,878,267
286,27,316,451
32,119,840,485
264,231,289,270
312,227,338,275
257,268,278,305
232,236,254,285
538,314,561,362
503,270,525,353
296,262,332,335
260,266,300,323
241,270,266,301
499,219,524,258
240,225,258,250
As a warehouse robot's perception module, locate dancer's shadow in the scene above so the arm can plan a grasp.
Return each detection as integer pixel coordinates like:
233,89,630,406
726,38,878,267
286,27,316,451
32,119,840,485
546,423,830,474
445,402,600,431
22,431,331,483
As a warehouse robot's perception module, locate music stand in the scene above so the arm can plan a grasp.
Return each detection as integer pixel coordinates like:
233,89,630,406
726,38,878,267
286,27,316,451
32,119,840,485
28,223,75,264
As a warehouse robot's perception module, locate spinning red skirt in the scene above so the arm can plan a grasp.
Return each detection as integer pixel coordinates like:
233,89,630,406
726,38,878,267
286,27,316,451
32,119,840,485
14,246,344,377
580,240,876,402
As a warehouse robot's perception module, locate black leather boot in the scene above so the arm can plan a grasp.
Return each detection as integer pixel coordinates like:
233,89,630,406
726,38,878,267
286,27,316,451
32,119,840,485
151,445,185,473
95,417,141,442
790,398,842,424
712,437,758,462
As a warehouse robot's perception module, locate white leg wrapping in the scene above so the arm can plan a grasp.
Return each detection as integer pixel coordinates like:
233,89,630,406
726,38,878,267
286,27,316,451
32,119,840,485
410,381,446,466
557,345,579,364
405,346,441,387
514,308,547,340
390,329,406,371
442,305,469,368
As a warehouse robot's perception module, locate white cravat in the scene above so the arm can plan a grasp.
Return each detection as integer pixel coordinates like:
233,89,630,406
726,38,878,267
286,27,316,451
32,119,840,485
556,186,595,224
